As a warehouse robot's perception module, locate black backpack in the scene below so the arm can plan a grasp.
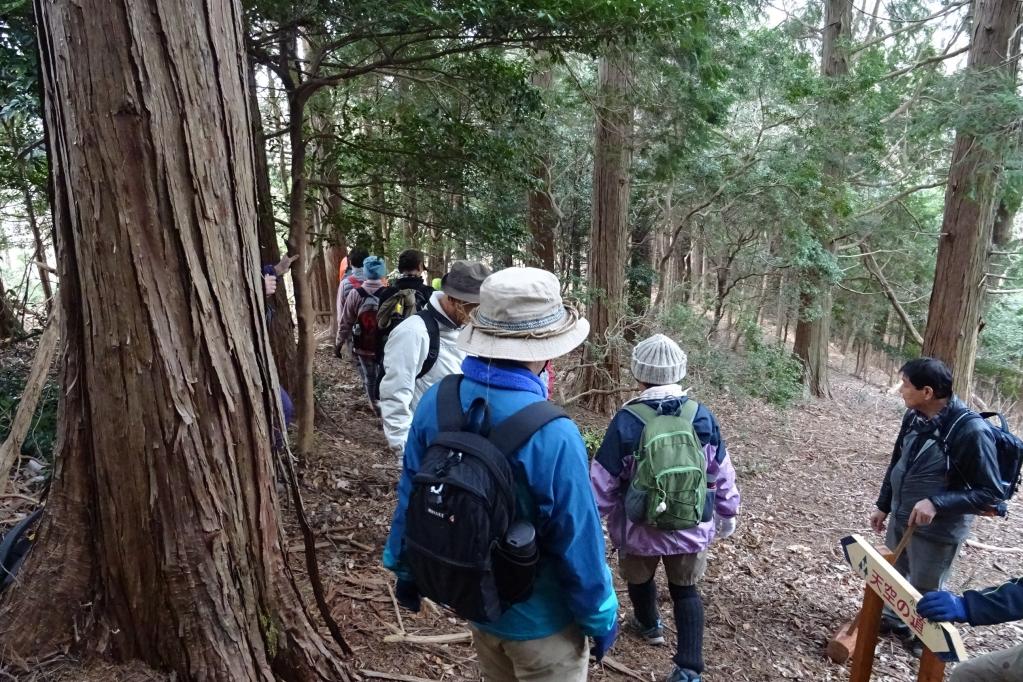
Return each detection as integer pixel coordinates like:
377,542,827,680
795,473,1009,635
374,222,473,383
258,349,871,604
0,509,42,592
943,410,1023,513
404,375,567,623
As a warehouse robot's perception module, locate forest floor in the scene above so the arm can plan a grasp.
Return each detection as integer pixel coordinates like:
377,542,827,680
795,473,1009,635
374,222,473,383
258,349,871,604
2,342,1022,681
302,347,1023,682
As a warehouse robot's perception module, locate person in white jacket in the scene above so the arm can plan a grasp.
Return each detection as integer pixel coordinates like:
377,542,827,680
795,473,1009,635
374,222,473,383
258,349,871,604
379,260,491,456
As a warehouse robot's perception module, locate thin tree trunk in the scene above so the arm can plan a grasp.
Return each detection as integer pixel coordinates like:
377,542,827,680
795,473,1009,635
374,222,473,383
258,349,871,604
249,58,298,394
287,86,318,455
0,274,22,339
2,2,349,678
22,182,53,308
0,305,58,490
922,0,1023,396
775,273,787,345
579,46,633,414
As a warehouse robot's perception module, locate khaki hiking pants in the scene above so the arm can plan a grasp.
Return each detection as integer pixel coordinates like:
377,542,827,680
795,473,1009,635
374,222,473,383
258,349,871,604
470,624,587,682
951,643,1023,682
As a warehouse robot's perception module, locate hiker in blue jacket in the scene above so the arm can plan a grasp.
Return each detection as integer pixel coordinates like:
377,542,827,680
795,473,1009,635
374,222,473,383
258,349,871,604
591,334,740,682
383,267,618,681
917,577,1023,680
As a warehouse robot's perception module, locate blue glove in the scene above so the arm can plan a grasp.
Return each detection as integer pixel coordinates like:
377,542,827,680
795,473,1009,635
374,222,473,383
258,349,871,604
917,591,968,623
395,579,421,613
590,620,619,662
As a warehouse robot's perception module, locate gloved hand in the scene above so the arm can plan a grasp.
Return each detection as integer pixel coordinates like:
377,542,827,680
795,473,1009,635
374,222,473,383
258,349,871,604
334,343,349,361
394,579,421,613
590,619,619,662
917,590,968,623
715,515,737,540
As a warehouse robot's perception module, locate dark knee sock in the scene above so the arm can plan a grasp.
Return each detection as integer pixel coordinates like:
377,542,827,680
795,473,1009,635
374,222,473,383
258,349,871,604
627,578,659,629
669,583,704,673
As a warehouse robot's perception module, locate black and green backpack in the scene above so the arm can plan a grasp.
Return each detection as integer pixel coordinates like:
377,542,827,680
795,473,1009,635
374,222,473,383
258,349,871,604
624,400,708,530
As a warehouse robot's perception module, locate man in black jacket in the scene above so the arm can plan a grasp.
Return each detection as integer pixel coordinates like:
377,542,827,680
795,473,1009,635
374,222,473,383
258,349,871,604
868,357,1003,654
917,577,1023,680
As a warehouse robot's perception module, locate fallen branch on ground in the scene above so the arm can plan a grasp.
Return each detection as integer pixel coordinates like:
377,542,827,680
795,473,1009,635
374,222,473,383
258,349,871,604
381,631,472,645
600,655,648,681
966,539,1023,554
360,670,439,682
0,493,39,505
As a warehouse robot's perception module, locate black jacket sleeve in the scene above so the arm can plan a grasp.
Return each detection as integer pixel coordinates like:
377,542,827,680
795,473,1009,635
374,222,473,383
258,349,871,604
930,417,1003,514
964,577,1023,626
876,412,912,514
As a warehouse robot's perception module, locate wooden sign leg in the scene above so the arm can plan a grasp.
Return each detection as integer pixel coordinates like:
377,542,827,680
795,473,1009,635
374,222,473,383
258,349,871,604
917,649,946,682
849,586,883,682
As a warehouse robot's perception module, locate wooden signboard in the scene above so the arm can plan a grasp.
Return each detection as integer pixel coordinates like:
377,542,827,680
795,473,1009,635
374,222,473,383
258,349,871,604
840,534,967,662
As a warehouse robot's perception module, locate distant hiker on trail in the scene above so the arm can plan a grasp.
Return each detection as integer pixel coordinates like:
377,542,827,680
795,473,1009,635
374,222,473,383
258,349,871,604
383,267,619,681
378,259,490,458
590,334,740,682
378,249,435,307
916,576,1023,681
335,246,369,355
336,255,388,413
869,357,1004,657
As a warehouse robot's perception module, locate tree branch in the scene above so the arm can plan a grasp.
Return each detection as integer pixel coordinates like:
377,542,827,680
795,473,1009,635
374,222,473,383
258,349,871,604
859,243,925,346
851,179,946,219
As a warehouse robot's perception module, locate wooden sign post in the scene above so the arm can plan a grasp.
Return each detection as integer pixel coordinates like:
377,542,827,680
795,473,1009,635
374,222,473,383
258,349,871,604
840,534,967,682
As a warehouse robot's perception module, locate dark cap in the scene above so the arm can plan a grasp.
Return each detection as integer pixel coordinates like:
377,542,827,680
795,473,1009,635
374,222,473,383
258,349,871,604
442,260,492,303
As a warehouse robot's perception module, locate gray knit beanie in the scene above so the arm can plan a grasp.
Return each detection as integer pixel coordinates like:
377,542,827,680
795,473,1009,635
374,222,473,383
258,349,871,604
631,334,688,385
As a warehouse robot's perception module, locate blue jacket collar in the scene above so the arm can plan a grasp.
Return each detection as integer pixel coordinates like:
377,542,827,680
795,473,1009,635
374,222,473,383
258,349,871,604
462,356,548,398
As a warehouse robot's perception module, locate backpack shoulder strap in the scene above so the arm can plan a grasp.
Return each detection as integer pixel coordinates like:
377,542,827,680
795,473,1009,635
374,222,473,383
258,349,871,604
940,408,978,449
435,374,465,433
679,398,699,423
488,401,568,458
624,403,659,424
417,307,442,379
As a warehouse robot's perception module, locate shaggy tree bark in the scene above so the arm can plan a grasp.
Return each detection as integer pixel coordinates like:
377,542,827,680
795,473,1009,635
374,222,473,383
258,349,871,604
0,2,349,679
579,46,633,414
922,0,1023,395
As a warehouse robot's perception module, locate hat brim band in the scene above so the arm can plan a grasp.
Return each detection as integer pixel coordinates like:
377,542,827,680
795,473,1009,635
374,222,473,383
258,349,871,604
456,319,590,362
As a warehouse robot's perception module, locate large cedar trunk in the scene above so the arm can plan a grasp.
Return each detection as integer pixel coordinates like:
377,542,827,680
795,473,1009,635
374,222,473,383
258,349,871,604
249,58,299,395
793,0,852,399
922,0,1023,395
1,2,349,679
793,280,834,399
579,48,633,414
527,63,558,271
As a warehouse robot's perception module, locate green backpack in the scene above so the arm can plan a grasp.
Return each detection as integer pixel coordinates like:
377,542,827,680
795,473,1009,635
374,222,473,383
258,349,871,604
623,400,707,531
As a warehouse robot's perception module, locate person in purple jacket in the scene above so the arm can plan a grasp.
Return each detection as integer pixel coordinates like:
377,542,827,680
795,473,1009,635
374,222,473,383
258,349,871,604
590,334,741,682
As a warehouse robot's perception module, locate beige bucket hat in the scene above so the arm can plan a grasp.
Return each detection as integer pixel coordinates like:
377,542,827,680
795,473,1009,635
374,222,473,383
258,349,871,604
457,267,590,362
